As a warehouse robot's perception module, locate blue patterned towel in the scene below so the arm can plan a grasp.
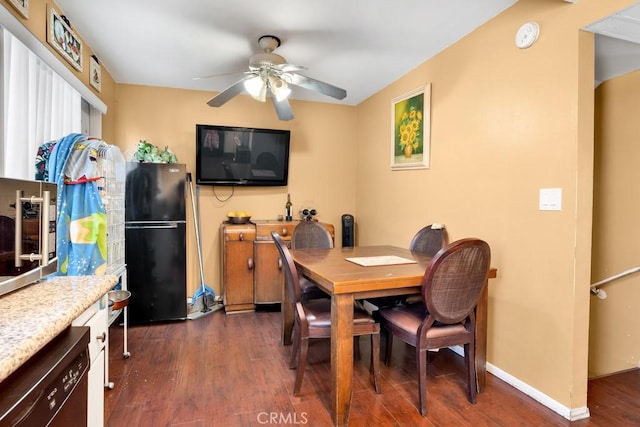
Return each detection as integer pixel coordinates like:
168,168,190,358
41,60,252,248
48,134,107,275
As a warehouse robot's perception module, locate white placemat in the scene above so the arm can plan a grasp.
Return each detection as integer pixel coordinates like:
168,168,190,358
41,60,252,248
345,255,417,267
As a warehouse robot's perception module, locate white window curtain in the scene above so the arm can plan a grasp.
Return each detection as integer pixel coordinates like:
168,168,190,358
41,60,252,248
2,29,81,180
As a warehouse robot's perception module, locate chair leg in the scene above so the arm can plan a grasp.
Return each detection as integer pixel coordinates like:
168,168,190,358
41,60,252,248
289,325,300,370
293,337,309,396
354,336,361,361
370,332,381,394
384,331,393,366
417,347,428,416
465,342,477,404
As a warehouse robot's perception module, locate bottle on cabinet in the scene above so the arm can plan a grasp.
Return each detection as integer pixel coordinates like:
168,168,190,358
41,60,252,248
285,193,293,221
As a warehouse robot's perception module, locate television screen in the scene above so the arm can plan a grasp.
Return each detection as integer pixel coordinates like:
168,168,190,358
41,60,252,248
195,124,291,186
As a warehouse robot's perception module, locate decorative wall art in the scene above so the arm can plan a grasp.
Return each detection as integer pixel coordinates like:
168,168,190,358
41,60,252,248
7,0,29,19
46,6,82,71
391,83,431,170
90,55,101,92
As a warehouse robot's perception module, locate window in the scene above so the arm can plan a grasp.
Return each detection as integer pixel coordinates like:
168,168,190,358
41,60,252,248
1,29,81,179
0,4,107,180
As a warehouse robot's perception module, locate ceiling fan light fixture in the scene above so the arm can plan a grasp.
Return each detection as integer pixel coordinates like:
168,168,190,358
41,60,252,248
254,84,267,102
244,75,266,100
268,76,291,102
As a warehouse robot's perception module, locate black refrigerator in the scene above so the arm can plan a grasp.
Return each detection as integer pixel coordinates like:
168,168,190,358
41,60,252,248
125,162,187,324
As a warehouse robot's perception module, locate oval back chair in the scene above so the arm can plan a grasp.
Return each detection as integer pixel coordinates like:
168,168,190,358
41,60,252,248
409,223,448,256
380,238,491,416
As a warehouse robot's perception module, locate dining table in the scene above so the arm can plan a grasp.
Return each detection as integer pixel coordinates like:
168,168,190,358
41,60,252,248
286,245,497,427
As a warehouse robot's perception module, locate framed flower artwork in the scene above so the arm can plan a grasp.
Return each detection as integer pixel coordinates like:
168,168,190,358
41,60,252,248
7,0,29,19
46,6,83,71
391,83,431,170
90,56,101,92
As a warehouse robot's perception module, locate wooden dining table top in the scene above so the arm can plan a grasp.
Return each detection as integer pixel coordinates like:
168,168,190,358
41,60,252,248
291,245,432,294
291,245,496,296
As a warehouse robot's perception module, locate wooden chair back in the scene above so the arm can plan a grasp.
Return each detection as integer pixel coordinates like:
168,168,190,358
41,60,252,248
272,231,302,305
421,238,491,325
409,224,448,256
291,221,333,249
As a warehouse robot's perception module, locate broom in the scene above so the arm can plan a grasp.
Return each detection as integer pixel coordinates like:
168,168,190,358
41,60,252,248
187,173,220,319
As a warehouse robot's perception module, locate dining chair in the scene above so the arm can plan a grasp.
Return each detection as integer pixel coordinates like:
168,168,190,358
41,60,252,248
379,238,491,416
403,223,449,305
291,221,371,359
409,223,448,256
290,221,333,302
291,220,333,249
272,231,381,396
365,223,450,310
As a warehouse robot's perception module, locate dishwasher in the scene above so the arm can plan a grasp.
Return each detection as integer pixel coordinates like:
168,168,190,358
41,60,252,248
0,326,90,426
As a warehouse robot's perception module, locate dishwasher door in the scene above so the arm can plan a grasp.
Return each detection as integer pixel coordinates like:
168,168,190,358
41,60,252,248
0,326,90,427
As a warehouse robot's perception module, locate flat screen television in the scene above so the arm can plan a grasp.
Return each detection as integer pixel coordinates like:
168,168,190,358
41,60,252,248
195,124,291,186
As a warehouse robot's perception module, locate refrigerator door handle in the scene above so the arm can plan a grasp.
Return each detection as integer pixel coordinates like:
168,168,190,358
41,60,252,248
125,224,179,230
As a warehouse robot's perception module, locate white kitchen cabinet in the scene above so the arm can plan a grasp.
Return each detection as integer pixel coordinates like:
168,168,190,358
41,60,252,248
88,349,105,426
73,295,108,427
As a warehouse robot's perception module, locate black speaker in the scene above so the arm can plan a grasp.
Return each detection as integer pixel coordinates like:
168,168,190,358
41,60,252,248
342,214,354,247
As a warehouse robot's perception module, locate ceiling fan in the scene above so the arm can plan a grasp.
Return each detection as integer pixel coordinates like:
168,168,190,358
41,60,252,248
202,35,347,121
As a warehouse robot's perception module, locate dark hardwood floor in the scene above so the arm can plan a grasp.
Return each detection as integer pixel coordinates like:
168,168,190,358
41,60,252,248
104,309,640,426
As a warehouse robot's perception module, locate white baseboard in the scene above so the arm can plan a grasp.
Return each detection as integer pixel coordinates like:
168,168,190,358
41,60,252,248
448,345,590,421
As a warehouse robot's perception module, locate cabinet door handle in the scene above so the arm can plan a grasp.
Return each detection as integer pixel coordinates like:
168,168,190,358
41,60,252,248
97,332,107,342
239,232,244,241
281,228,287,236
247,258,254,269
278,258,283,270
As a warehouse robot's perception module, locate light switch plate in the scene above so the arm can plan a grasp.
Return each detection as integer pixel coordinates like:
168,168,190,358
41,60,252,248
539,188,562,211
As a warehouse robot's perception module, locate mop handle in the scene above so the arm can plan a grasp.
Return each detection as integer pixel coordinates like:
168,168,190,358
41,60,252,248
187,173,206,287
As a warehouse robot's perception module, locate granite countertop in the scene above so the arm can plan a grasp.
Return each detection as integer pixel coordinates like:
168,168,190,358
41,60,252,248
0,274,118,383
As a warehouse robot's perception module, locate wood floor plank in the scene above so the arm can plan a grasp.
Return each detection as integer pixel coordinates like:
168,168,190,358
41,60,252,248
105,309,639,427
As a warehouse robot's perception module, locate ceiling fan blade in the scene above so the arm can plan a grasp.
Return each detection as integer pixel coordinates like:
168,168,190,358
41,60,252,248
287,73,347,100
271,97,294,121
206,75,254,107
193,70,248,80
274,63,307,73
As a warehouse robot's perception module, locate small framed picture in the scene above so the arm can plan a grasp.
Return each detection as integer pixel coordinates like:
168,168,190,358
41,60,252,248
90,56,101,92
46,6,82,71
391,83,431,170
7,0,29,19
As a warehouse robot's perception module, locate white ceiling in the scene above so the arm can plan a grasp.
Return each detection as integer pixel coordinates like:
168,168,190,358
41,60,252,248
584,2,640,86
54,0,517,106
54,1,640,105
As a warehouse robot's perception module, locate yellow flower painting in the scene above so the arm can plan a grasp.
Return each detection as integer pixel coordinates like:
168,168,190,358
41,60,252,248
391,84,431,170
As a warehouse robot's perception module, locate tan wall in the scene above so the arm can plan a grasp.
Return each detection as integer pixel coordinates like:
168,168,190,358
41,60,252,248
5,0,640,416
591,70,640,376
112,84,357,299
0,0,117,141
355,0,635,411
